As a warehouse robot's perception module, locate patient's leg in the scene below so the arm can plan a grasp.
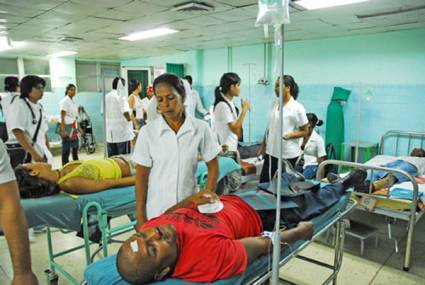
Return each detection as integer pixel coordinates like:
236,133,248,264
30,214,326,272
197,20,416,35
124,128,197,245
372,173,397,191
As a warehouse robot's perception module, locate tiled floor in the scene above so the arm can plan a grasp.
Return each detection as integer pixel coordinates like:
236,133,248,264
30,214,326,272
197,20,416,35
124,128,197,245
1,150,425,284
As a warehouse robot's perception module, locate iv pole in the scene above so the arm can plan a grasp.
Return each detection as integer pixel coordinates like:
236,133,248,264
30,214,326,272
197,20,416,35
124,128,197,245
271,23,285,285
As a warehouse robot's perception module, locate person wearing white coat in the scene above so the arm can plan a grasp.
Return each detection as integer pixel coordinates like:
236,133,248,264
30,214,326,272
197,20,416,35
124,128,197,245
184,75,209,117
133,73,220,226
5,75,53,168
105,77,134,156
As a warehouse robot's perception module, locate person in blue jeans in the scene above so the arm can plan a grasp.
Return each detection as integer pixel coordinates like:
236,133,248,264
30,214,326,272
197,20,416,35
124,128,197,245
354,148,425,192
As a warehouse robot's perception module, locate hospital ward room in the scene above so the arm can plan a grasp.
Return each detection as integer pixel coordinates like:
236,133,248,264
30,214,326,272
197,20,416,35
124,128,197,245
1,0,425,285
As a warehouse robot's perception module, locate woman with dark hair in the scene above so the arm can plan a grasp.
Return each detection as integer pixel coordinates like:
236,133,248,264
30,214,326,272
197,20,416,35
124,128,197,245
133,73,220,227
299,113,326,179
5,75,52,168
1,76,20,118
14,155,136,198
128,79,143,129
212,72,250,159
59,83,79,165
141,84,154,122
258,75,309,183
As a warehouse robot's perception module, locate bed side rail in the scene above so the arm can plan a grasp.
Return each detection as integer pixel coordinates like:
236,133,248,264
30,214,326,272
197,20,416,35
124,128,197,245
380,130,425,156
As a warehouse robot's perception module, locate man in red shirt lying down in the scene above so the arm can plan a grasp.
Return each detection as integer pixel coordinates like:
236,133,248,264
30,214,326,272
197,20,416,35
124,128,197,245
117,169,366,284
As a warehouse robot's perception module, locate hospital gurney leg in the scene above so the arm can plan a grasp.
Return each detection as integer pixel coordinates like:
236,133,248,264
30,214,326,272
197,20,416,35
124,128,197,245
404,211,416,271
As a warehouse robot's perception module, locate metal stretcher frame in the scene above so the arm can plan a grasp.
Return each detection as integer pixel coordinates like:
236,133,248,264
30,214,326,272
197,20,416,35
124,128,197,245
315,130,425,271
244,198,357,285
45,200,136,285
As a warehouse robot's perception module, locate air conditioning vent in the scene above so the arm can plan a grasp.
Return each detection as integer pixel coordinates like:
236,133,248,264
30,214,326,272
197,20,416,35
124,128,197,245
171,1,215,12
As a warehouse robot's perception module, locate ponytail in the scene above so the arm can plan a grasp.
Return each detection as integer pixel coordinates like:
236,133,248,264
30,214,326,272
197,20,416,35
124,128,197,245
213,72,241,110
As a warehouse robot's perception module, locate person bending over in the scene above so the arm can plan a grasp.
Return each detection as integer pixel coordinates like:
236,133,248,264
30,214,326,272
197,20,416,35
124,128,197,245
116,169,366,284
14,155,136,198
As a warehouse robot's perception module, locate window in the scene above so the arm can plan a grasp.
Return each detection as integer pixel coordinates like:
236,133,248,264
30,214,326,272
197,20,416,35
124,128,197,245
100,63,120,93
75,61,120,92
23,58,52,92
0,57,19,92
76,61,98,92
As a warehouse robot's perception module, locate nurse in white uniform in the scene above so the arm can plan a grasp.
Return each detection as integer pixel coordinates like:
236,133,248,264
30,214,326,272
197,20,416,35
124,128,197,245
300,113,327,179
259,75,309,183
212,72,249,160
6,75,53,168
1,76,20,120
133,73,221,226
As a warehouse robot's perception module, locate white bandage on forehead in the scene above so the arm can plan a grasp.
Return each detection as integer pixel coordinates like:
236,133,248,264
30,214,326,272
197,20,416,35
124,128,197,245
130,240,139,253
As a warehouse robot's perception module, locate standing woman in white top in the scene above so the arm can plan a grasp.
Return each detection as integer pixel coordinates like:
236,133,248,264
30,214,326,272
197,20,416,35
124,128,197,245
0,76,19,142
300,113,326,179
259,75,309,183
128,79,143,130
140,85,154,123
59,84,79,165
133,73,221,226
6,75,52,168
212,72,250,160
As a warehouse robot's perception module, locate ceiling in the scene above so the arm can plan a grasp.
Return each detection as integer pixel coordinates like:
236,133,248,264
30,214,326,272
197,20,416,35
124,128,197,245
0,0,424,60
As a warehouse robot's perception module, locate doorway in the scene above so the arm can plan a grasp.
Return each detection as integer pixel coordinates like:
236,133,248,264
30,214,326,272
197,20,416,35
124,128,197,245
121,67,151,98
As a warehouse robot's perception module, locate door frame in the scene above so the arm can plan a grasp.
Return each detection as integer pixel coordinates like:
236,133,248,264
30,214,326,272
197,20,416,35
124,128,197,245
120,66,152,93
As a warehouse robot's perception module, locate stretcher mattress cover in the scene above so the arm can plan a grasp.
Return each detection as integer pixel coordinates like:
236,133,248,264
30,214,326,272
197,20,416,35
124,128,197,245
21,159,240,231
21,186,136,231
83,190,351,285
196,157,241,188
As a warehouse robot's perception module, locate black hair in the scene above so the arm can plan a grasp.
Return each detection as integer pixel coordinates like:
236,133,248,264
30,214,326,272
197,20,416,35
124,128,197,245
214,72,241,109
112,77,125,90
153,73,186,102
129,79,141,94
183,75,192,86
14,165,60,199
278,75,299,100
117,244,154,284
306,113,323,128
20,75,46,99
411,148,425,157
4,76,19,92
65,83,76,96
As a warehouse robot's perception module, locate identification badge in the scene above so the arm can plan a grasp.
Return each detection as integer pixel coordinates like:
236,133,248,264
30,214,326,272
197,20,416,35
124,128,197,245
360,196,378,211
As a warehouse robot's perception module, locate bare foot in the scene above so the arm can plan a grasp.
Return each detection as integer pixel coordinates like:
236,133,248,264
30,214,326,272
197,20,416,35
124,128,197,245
296,221,314,240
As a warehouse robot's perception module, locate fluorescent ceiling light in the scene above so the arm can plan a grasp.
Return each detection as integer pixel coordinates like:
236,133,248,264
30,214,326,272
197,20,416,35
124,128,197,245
0,36,26,52
48,50,78,57
119,27,178,41
295,0,368,10
0,19,7,23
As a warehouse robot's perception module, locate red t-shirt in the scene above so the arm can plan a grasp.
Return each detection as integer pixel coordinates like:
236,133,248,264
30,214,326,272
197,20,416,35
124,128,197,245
141,195,263,282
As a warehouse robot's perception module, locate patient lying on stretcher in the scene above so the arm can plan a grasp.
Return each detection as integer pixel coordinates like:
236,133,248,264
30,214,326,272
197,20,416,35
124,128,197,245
329,148,425,193
14,155,136,198
116,169,367,284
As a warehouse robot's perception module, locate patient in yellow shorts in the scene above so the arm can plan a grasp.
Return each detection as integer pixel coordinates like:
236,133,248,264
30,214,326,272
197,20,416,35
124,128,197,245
14,155,136,198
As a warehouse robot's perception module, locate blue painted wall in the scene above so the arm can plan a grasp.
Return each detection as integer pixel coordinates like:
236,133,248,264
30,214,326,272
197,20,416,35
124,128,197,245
121,28,425,148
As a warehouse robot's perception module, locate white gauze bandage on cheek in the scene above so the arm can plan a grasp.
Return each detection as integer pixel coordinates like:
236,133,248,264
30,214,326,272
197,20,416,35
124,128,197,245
130,240,139,253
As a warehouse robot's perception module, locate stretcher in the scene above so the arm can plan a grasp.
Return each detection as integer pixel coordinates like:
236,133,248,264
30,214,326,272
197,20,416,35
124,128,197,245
21,156,240,285
83,188,356,285
317,130,425,271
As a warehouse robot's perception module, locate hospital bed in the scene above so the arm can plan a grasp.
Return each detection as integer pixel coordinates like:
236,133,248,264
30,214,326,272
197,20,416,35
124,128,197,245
83,188,357,285
21,157,240,285
316,130,425,271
